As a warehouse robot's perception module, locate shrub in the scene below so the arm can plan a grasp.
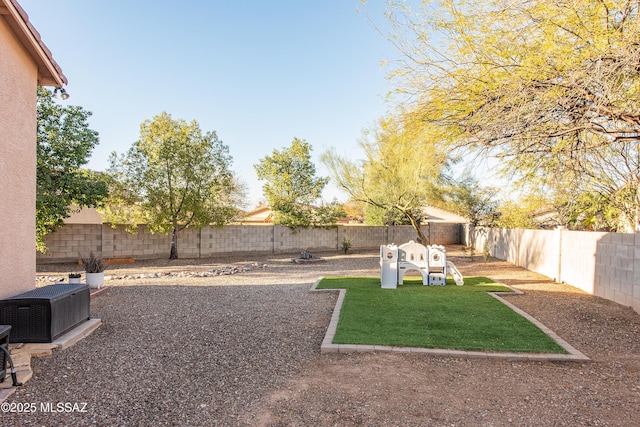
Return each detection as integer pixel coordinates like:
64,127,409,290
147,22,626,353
341,237,352,254
79,251,107,273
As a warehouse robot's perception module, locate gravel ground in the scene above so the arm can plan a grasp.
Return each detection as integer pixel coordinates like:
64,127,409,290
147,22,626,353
4,247,640,426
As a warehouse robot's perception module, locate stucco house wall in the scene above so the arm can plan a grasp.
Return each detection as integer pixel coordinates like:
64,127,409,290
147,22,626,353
0,15,39,299
0,0,66,299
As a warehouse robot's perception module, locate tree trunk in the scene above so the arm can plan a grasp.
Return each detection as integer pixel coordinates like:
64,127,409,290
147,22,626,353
170,227,178,259
405,211,428,244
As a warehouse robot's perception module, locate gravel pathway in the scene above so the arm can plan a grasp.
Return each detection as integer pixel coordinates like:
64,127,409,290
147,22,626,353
3,249,640,426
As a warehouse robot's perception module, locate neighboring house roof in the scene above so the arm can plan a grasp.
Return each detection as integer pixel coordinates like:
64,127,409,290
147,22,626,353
238,205,468,224
423,205,468,224
239,205,273,223
1,0,67,87
64,204,468,225
64,206,104,225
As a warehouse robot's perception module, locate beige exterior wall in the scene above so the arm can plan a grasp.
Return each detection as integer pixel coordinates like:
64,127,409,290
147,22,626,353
0,16,38,299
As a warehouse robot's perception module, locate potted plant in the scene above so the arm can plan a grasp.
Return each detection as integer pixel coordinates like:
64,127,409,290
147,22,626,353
68,273,82,284
79,251,107,289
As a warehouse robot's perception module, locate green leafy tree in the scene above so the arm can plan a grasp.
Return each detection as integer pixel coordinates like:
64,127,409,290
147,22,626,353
381,0,640,231
314,200,346,227
440,177,499,226
342,199,365,223
254,138,333,228
569,190,623,232
36,87,107,252
364,204,413,226
322,116,450,243
497,175,629,231
104,112,244,259
494,199,540,230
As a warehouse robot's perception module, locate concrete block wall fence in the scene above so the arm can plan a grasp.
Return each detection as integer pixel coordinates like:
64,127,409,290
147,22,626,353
466,226,640,315
41,222,637,314
37,223,463,263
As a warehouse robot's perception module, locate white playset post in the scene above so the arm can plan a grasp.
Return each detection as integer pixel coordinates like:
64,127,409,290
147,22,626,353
379,244,399,289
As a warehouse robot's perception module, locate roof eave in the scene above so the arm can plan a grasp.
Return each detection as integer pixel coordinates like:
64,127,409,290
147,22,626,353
1,0,67,87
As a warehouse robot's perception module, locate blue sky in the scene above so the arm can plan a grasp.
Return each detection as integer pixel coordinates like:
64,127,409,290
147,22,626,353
19,0,404,207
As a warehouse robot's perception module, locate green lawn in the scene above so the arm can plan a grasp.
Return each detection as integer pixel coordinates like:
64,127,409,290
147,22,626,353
317,276,567,353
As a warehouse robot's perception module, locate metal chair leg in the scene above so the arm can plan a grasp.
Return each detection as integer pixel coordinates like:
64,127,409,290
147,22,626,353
0,345,22,387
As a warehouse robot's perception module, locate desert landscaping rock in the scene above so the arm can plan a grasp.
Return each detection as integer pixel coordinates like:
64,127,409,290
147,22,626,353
3,248,639,425
36,262,267,284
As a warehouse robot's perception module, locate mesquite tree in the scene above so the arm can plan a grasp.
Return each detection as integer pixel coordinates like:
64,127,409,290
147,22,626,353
381,0,640,230
322,117,449,243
